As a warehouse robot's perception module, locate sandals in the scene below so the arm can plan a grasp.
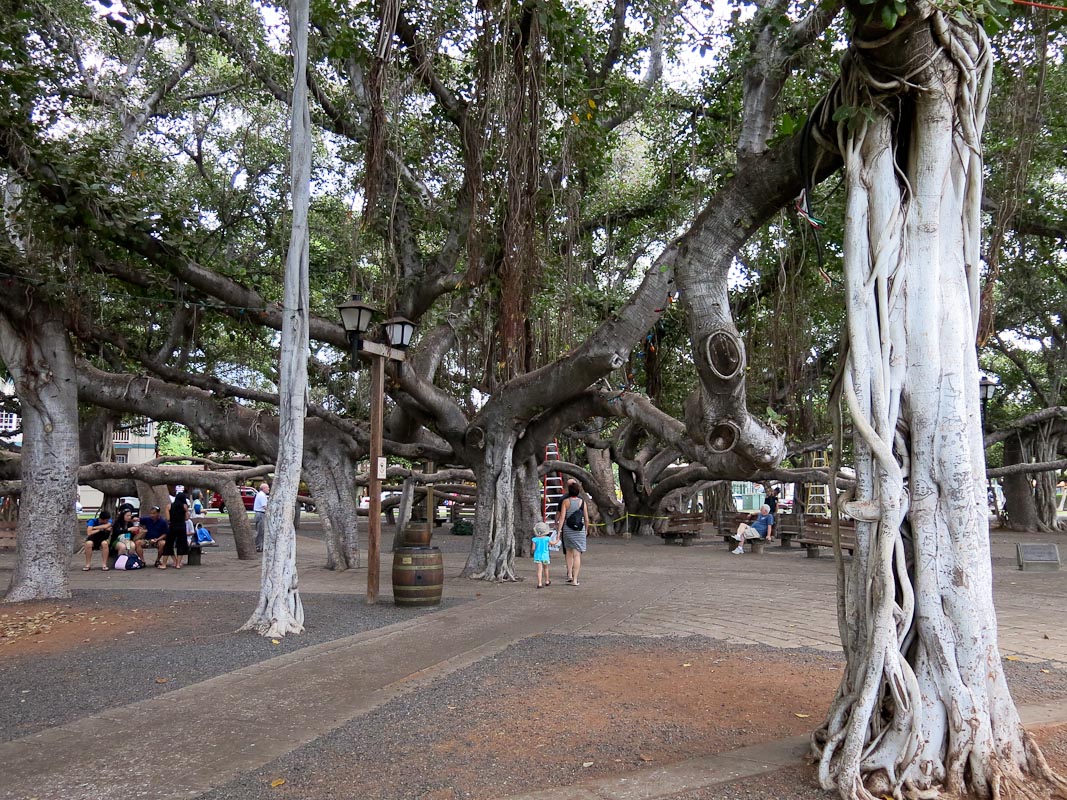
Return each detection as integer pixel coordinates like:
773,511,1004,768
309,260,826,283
545,580,551,586
157,564,167,570
101,566,109,571
82,566,91,571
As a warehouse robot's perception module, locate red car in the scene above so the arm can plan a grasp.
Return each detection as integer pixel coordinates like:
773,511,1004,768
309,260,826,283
210,487,258,512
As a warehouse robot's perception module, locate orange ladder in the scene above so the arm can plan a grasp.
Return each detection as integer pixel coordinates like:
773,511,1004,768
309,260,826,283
542,441,566,523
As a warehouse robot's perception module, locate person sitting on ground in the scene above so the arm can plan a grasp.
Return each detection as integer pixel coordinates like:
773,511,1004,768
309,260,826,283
732,504,775,554
83,511,113,571
136,506,169,564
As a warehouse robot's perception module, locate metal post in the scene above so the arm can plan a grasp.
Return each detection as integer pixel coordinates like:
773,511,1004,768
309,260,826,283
367,354,385,604
425,459,434,532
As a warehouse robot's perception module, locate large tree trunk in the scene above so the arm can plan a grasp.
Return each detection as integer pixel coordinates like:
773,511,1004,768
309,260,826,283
1031,424,1065,533
301,449,360,570
462,430,519,581
1002,434,1039,531
814,7,1067,799
513,456,541,557
242,0,311,637
0,305,79,602
217,481,256,558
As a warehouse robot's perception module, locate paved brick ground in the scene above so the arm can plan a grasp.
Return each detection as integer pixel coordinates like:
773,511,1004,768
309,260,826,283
1,519,1065,800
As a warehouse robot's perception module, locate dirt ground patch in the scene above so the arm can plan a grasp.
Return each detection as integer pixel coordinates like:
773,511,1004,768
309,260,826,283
0,599,166,657
204,635,1067,800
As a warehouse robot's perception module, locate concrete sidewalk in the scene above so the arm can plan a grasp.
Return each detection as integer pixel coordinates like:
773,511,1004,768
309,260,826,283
2,523,1065,799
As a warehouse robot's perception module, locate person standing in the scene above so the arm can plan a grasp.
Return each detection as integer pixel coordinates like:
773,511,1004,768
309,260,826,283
160,489,189,569
253,483,270,552
765,486,780,515
531,522,556,589
556,480,590,586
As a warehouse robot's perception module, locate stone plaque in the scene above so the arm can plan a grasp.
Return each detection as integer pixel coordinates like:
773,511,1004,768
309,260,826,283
1016,543,1060,572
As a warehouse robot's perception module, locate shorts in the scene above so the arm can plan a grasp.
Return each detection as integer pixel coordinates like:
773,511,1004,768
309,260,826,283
534,557,550,565
86,531,109,550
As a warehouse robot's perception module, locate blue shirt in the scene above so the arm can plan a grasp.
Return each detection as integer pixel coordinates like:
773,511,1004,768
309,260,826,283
751,513,774,537
532,535,552,562
139,516,169,540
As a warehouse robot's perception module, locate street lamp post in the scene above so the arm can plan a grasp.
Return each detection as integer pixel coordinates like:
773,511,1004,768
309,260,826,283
337,295,416,604
979,374,998,434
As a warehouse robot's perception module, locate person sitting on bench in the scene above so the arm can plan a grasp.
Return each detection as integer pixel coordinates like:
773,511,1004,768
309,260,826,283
135,506,169,565
732,504,775,554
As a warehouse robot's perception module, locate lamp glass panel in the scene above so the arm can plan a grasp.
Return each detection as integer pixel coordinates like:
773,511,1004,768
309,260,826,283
384,318,415,347
338,300,375,333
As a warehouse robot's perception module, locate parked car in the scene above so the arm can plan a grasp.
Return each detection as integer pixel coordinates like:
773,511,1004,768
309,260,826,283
210,486,258,512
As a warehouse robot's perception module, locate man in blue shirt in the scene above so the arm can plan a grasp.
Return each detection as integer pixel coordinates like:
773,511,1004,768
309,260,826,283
136,506,170,565
732,504,775,555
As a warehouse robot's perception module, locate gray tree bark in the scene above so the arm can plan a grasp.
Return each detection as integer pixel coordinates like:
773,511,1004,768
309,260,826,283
0,302,79,602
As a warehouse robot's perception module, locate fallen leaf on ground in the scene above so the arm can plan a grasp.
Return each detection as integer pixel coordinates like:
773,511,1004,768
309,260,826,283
270,778,286,788
1043,634,1050,640
271,639,281,645
1005,656,1021,661
155,677,169,684
682,663,692,668
582,762,594,768
1041,669,1051,674
639,755,653,762
794,713,810,718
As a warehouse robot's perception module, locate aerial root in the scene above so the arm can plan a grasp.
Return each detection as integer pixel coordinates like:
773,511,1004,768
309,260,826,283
1023,732,1067,799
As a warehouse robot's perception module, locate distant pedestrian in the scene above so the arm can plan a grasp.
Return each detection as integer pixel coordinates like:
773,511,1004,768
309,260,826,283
253,483,270,552
531,522,557,589
765,487,779,515
556,480,590,586
160,490,189,569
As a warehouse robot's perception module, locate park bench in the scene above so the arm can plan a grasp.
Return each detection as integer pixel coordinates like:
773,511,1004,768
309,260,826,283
658,512,705,545
798,518,858,558
718,512,776,554
0,521,15,550
774,513,802,548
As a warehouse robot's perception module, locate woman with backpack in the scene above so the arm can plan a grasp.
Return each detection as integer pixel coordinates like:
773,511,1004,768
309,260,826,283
555,480,590,586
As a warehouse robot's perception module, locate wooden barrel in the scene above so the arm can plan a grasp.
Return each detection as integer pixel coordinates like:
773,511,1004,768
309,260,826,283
403,525,432,547
392,547,444,607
